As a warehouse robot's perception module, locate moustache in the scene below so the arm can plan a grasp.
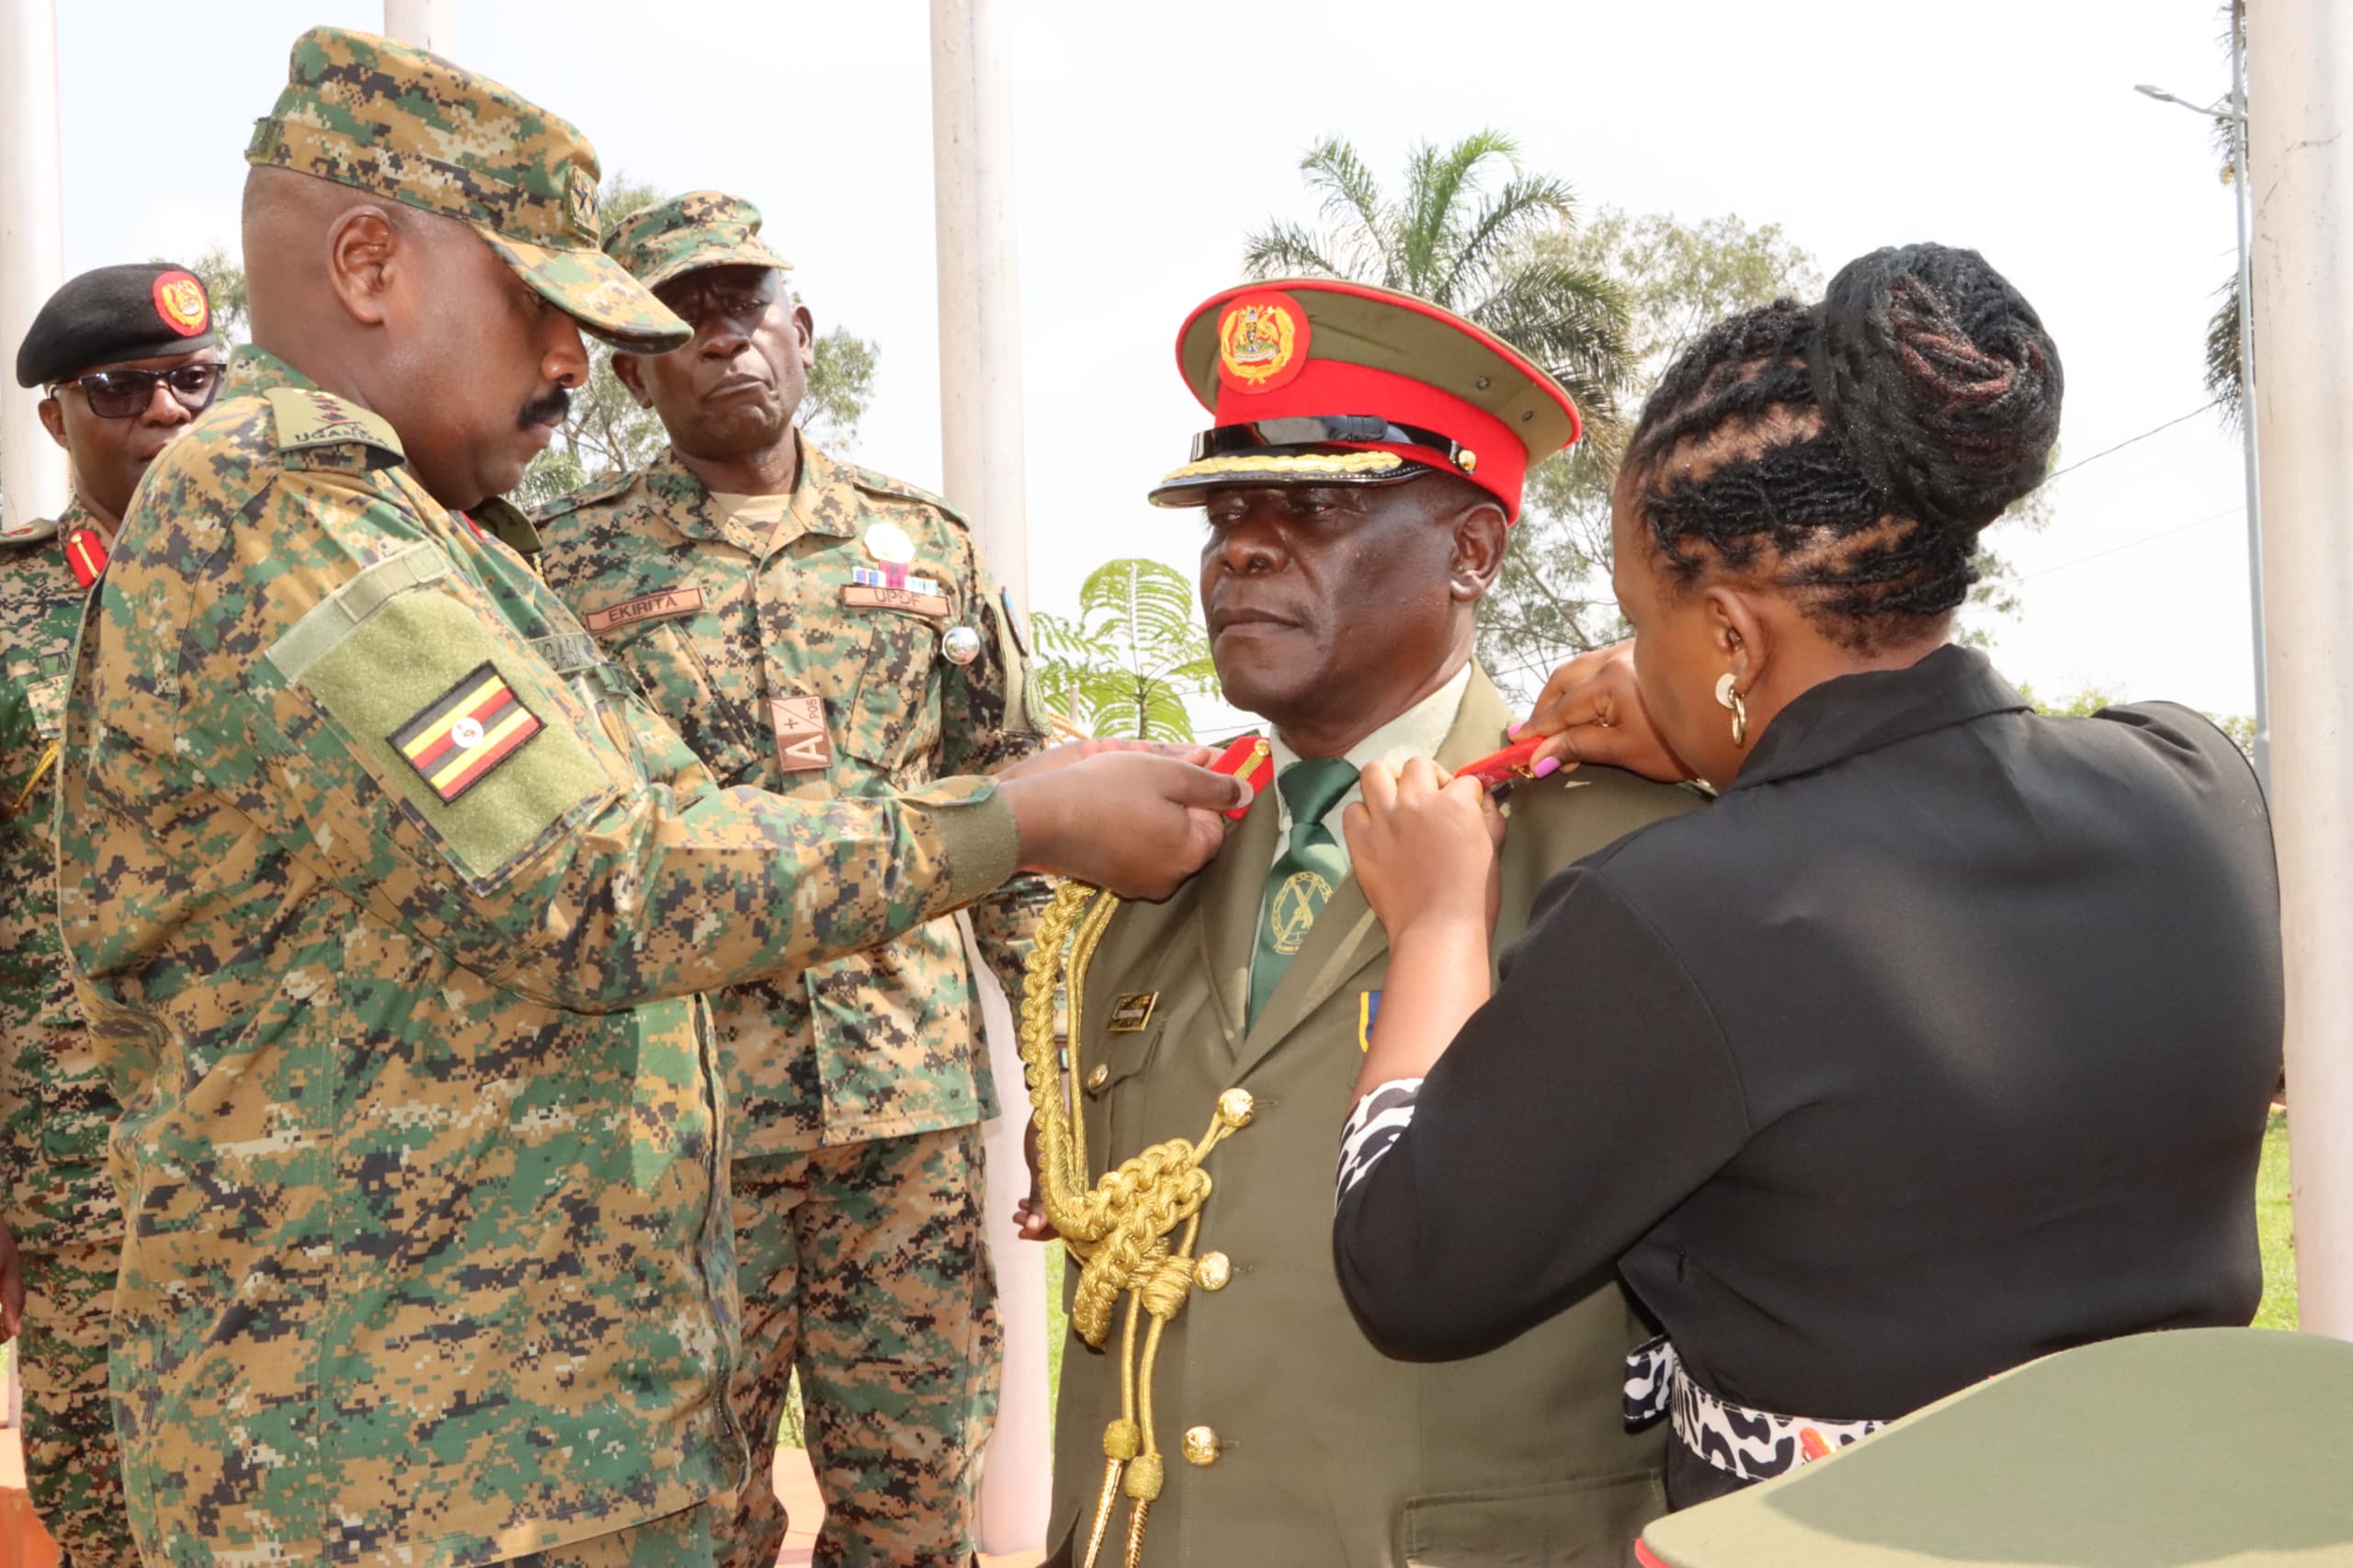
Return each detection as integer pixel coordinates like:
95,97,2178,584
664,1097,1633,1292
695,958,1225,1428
518,388,572,429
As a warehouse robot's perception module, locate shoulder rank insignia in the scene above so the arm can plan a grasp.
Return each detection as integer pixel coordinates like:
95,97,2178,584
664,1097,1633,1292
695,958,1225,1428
1209,733,1273,821
1358,989,1381,1052
63,526,110,589
390,662,544,803
266,387,404,472
529,466,637,524
848,465,959,519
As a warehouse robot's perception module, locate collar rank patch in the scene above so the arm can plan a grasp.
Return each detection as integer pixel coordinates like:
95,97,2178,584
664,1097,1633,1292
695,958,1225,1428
390,662,544,804
63,527,110,589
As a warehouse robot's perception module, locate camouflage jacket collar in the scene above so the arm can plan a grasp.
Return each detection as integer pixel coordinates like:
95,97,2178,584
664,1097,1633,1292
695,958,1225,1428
640,431,856,551
0,492,92,551
222,343,316,401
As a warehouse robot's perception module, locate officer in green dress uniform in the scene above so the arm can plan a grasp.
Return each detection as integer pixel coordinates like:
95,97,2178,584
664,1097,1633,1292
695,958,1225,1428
1027,279,1704,1568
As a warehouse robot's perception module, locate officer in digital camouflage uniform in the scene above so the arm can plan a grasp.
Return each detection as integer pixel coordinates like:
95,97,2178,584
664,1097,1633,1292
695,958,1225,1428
530,192,1040,1568
54,28,1243,1568
3,262,224,1568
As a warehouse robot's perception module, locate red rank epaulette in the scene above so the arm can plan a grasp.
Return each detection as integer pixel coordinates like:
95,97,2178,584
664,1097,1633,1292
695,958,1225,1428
63,527,109,590
1456,733,1547,792
1210,733,1274,820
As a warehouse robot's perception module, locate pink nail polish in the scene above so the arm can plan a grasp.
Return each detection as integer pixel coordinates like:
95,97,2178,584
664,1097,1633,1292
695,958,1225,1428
1506,720,1525,736
1532,756,1562,778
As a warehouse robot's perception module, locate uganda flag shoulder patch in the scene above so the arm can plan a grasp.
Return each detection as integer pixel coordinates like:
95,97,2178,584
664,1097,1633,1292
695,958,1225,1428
390,661,544,804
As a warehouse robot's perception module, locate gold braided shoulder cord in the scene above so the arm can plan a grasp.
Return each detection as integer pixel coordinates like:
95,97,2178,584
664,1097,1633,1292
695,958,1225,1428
1019,879,1255,1568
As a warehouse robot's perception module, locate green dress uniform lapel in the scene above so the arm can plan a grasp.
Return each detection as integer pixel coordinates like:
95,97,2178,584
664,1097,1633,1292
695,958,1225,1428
1236,667,1512,1075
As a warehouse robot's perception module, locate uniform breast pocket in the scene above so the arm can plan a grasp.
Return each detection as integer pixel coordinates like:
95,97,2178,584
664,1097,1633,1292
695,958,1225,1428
601,620,766,785
837,608,944,777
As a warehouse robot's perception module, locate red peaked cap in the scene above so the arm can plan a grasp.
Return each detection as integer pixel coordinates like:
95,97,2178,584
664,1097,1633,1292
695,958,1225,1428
1149,278,1582,523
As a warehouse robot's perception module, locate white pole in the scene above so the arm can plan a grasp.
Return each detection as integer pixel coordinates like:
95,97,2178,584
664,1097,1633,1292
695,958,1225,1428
931,0,1047,1551
381,0,454,53
0,0,69,538
2230,2,2270,795
2246,0,2353,1342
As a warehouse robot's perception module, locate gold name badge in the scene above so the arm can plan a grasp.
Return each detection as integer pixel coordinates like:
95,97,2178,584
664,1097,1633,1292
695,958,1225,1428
1108,993,1159,1032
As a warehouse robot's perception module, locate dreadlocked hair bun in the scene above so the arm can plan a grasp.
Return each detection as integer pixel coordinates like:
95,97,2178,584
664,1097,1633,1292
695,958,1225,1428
1625,243,2063,644
1813,244,2063,539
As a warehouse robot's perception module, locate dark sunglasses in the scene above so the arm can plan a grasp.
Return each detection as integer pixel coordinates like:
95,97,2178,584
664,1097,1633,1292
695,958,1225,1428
50,363,226,420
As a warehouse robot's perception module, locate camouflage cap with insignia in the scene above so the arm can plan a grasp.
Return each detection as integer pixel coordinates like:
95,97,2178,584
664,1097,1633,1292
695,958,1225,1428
245,26,689,354
605,191,793,293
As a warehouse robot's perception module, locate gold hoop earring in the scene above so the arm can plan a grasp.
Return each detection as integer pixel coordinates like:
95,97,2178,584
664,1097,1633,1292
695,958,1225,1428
1714,672,1749,747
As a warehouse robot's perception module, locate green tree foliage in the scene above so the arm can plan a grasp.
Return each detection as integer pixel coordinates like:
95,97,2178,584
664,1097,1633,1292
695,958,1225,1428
2205,1,2250,428
1478,210,1819,696
1031,558,1218,741
178,245,250,343
2020,681,2254,756
1474,207,2050,694
1242,131,1630,419
516,176,881,509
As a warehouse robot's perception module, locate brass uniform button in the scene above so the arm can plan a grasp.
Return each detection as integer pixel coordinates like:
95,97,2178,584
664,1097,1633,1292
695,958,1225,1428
1084,1064,1109,1092
1193,1252,1232,1291
1181,1425,1221,1467
1215,1087,1255,1128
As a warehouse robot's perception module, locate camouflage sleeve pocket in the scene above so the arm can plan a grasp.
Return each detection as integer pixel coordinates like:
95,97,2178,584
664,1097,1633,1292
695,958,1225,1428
265,544,620,886
984,586,1051,740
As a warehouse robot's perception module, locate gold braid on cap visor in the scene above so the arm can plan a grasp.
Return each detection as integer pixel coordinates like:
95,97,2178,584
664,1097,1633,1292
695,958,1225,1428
1156,449,1410,484
1020,880,1256,1568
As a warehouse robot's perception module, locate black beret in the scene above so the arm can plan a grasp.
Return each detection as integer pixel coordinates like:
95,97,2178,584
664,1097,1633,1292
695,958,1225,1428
16,262,220,389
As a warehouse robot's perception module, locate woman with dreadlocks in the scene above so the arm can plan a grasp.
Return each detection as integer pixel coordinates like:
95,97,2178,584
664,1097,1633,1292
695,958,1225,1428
1328,244,2282,1510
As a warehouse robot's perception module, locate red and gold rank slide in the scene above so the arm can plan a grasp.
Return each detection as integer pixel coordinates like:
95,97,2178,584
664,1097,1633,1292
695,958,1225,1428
391,662,545,803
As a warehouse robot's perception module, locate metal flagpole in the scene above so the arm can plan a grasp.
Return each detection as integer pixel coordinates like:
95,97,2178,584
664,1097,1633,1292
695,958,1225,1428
2246,0,2353,1340
930,0,1049,1549
381,0,454,53
0,0,69,539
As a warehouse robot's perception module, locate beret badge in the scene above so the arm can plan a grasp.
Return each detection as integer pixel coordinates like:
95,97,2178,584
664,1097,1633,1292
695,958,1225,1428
152,269,210,337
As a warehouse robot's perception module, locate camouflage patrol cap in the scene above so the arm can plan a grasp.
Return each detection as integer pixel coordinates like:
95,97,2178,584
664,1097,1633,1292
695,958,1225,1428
245,27,689,354
605,192,793,293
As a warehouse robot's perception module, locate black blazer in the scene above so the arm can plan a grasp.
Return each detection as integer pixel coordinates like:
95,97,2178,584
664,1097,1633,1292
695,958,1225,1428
1336,647,2281,1487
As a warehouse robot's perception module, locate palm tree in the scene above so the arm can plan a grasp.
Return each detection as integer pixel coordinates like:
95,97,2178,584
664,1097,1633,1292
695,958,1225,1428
1242,131,1629,420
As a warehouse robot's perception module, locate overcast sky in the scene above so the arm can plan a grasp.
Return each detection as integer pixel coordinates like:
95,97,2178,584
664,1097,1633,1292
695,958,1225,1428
56,0,2256,722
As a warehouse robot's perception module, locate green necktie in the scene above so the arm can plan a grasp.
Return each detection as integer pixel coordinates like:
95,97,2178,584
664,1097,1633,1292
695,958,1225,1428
1249,756,1360,1025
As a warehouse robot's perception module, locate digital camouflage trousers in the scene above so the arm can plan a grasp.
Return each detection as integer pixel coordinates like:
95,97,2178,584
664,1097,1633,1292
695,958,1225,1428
719,1125,1001,1568
12,1165,133,1568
